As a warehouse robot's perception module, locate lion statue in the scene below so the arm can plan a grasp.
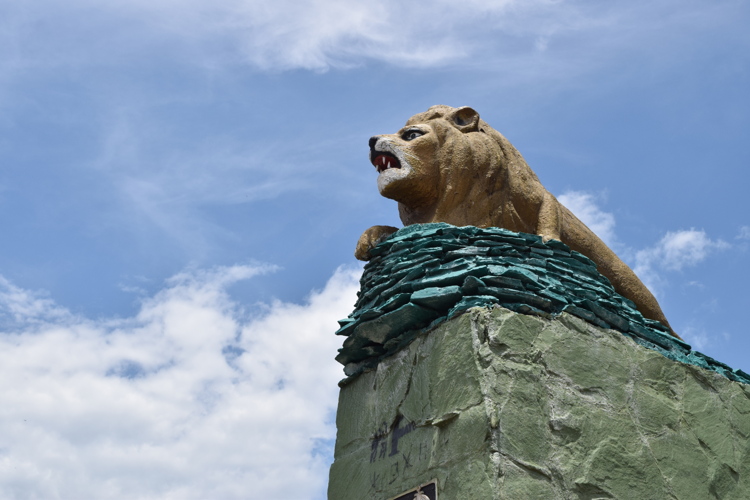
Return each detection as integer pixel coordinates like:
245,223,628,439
355,105,678,337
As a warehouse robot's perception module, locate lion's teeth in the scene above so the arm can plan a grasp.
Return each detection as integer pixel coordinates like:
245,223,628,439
387,161,391,169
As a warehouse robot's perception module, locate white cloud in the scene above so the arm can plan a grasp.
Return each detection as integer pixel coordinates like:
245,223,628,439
0,276,70,327
0,265,361,499
155,0,745,72
557,190,617,247
737,226,750,240
556,191,729,298
680,324,711,351
637,229,728,272
634,229,728,293
2,0,741,74
116,0,529,71
679,322,730,353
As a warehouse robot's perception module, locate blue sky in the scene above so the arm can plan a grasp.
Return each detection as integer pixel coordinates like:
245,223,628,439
1,0,749,498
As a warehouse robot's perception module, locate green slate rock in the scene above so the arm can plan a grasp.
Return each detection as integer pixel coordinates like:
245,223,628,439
354,302,440,345
328,308,750,499
336,223,749,385
410,286,462,310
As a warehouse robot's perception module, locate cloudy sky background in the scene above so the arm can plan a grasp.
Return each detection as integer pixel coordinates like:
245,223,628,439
1,0,748,498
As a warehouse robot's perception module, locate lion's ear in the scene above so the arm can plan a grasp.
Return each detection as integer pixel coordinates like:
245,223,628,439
448,106,480,133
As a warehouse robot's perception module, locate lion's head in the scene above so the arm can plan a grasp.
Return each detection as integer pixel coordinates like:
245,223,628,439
368,105,537,228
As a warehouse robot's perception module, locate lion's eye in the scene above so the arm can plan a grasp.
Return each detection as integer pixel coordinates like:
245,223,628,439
402,130,424,141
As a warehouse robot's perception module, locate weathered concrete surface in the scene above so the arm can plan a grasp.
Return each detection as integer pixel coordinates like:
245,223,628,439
328,307,750,499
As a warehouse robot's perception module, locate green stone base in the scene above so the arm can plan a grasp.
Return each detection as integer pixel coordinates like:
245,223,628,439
328,307,750,499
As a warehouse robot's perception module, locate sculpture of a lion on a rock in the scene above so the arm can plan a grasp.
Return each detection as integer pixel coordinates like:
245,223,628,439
356,104,677,337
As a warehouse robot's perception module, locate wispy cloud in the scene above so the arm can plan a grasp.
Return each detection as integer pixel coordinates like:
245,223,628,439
737,226,750,240
159,0,746,73
680,324,711,352
84,108,326,258
635,229,727,272
0,277,70,328
558,190,728,297
679,322,730,353
0,265,360,499
92,107,315,203
633,229,728,294
557,191,616,247
2,0,743,75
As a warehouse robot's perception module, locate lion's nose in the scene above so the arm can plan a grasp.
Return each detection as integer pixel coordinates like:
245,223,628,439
368,136,379,150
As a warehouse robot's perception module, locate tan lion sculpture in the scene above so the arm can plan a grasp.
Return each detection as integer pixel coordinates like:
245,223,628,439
355,104,678,338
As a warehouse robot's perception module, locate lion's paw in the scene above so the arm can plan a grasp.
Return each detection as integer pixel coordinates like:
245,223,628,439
354,225,399,261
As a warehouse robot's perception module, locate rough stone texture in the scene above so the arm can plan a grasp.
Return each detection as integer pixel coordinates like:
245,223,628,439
328,307,750,499
337,224,749,385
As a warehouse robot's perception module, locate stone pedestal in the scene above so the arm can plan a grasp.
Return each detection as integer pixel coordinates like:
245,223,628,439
328,307,750,499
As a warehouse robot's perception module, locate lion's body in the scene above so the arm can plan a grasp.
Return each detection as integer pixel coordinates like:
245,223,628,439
356,105,677,336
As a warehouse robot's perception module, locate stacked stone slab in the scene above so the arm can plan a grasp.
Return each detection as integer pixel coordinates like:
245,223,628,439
335,223,750,385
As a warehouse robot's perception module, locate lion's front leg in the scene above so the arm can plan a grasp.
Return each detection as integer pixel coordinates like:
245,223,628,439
537,191,562,242
355,225,399,261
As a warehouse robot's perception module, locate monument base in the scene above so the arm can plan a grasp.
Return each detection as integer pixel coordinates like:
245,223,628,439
328,307,750,499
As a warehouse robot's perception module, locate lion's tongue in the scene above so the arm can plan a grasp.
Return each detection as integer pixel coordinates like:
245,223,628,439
374,155,400,173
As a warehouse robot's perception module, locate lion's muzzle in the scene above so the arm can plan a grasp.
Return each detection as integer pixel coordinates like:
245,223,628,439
372,153,401,173
369,136,403,174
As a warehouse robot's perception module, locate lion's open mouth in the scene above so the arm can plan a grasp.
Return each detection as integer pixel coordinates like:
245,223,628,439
372,153,401,174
